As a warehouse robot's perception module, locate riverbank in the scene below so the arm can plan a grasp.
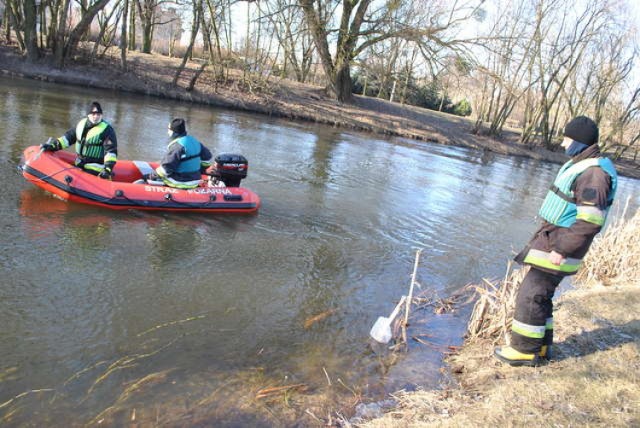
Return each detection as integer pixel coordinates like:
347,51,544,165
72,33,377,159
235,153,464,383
361,208,640,427
361,281,640,427
3,42,638,179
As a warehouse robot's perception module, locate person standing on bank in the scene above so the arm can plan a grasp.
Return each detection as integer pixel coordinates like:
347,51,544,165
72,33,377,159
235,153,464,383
145,118,212,189
494,116,618,367
41,101,118,179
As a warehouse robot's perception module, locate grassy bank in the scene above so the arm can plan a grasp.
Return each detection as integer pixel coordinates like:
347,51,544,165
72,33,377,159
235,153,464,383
362,209,640,427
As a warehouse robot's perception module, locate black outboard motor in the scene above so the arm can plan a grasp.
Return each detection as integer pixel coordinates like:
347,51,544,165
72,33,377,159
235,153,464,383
211,154,248,187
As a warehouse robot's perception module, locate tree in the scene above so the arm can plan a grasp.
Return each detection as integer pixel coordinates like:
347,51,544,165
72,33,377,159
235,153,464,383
51,0,111,67
298,0,482,102
260,0,315,82
135,0,177,53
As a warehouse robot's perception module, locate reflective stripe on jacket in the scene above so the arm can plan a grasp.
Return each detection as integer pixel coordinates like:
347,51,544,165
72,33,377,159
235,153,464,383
538,157,617,227
523,249,582,274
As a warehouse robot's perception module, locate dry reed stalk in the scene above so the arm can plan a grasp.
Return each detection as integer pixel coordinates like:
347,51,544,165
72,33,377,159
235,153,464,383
87,338,177,394
255,383,307,399
64,360,109,386
465,263,528,344
0,389,55,410
0,366,18,382
322,367,332,386
136,314,206,337
576,203,640,287
88,370,174,425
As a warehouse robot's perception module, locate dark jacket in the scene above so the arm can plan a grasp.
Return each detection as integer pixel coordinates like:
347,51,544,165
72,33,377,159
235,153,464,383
60,119,118,168
515,145,615,275
160,133,213,182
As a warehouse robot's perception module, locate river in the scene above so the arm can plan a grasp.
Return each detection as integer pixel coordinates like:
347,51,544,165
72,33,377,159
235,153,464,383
1,75,638,426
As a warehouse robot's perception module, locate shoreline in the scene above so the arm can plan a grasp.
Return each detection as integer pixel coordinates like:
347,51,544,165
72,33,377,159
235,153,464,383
361,280,640,427
4,44,637,179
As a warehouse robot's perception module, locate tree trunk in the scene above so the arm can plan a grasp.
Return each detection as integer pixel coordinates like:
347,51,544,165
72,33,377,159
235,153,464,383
23,0,39,60
141,23,152,53
6,0,26,51
56,0,110,67
120,0,129,70
53,0,71,67
334,64,352,103
128,0,136,51
172,0,201,87
4,8,11,44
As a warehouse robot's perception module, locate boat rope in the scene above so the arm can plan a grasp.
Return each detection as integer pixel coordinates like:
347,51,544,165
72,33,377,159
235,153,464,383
109,188,221,209
23,166,78,182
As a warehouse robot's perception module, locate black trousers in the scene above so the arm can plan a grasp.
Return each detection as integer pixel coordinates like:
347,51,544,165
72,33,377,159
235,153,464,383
511,267,562,353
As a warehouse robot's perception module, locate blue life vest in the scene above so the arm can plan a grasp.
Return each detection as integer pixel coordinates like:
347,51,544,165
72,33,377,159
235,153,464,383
170,135,202,174
538,157,617,227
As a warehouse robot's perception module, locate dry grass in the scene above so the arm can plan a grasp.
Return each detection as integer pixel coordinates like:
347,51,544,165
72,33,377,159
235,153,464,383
362,209,640,428
363,285,640,428
576,201,640,287
465,262,527,344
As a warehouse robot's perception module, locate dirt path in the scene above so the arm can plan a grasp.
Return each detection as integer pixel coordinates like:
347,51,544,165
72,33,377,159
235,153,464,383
1,44,638,178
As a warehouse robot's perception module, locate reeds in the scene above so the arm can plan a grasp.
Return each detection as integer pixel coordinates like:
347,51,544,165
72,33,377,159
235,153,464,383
465,262,528,343
464,204,640,343
576,203,640,287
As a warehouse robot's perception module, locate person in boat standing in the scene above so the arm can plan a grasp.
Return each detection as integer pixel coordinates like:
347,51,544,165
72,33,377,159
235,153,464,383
41,101,117,180
494,116,617,367
143,118,213,189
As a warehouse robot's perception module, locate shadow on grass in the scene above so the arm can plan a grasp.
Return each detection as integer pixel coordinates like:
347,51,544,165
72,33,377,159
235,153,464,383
553,320,640,361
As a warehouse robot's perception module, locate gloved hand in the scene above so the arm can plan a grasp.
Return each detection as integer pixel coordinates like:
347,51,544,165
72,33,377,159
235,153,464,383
40,139,58,151
98,167,114,180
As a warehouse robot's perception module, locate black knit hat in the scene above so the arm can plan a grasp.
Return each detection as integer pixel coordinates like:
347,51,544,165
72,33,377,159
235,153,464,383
170,118,186,135
563,116,599,146
87,101,103,114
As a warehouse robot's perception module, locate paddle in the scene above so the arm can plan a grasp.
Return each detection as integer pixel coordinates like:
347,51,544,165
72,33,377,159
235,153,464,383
369,295,407,344
30,138,53,163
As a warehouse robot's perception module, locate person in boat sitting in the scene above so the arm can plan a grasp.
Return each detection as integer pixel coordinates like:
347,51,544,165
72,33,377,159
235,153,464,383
41,101,118,180
144,118,213,189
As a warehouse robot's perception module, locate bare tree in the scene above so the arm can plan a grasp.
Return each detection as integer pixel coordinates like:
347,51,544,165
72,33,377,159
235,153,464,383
472,0,537,136
172,0,201,86
260,0,315,82
135,0,178,53
298,0,482,102
50,0,111,67
90,3,122,61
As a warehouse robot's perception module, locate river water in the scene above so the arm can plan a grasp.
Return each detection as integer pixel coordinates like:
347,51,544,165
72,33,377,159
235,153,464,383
1,75,638,426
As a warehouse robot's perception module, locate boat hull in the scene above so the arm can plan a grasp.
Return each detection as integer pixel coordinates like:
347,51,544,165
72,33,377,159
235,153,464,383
21,146,260,214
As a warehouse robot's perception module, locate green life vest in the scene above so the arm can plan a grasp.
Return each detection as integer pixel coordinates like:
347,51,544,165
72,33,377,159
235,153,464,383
75,118,109,161
538,157,617,227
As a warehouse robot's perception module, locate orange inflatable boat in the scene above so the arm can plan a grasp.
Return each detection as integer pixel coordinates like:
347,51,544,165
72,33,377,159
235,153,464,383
21,146,260,214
